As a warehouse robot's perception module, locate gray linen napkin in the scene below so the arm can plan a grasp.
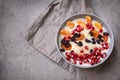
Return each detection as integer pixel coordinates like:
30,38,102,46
26,0,120,80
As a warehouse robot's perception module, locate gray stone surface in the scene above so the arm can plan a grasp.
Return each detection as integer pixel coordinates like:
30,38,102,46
0,0,74,80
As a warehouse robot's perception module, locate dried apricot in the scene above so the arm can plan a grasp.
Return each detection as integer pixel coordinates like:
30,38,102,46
66,21,75,28
60,29,70,36
85,16,92,24
61,44,72,50
77,20,86,28
94,22,102,29
92,30,99,39
76,34,85,40
103,36,108,42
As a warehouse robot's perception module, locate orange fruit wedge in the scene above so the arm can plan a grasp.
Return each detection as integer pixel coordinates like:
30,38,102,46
94,22,102,29
61,44,72,50
85,16,92,24
66,21,75,28
76,34,85,40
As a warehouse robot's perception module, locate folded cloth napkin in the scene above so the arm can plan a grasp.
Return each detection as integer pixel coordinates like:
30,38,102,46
25,0,120,80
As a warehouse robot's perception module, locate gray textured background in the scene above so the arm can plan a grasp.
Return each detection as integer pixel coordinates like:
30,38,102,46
0,0,120,80
0,0,74,80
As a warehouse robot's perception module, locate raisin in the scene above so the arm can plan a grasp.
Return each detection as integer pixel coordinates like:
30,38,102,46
98,34,102,38
103,32,109,36
78,41,83,46
89,31,93,36
74,33,81,37
60,48,65,52
71,36,76,41
85,39,91,43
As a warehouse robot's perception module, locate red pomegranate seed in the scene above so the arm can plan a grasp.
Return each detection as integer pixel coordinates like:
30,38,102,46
90,60,95,65
84,59,87,63
80,50,84,53
99,29,103,33
101,53,107,58
64,37,67,40
67,36,71,39
85,46,89,50
66,55,71,60
91,27,95,31
76,25,83,32
79,61,83,65
65,52,69,56
73,60,77,64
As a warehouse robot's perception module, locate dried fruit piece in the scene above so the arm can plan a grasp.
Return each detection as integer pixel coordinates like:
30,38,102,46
77,20,86,28
61,44,72,50
60,29,70,36
85,16,92,24
92,30,99,39
66,21,75,28
103,36,108,42
94,21,102,29
78,41,83,46
76,34,85,40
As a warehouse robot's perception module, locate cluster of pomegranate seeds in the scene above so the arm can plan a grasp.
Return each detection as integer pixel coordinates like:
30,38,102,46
64,46,108,65
86,23,95,31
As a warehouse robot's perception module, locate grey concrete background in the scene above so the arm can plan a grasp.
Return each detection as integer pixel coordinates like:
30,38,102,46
0,0,74,80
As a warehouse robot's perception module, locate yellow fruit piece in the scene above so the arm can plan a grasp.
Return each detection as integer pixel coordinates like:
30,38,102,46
66,21,75,28
94,22,102,29
85,16,92,24
103,36,108,42
60,29,70,36
77,20,86,28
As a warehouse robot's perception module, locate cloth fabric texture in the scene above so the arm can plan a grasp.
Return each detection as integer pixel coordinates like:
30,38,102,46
25,0,120,80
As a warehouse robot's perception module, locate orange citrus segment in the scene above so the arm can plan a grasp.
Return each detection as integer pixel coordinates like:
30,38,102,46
66,21,75,28
76,34,85,40
61,44,72,50
94,22,102,29
85,16,92,24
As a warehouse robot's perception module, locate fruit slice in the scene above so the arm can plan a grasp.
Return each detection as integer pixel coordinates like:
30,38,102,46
94,21,102,29
103,36,108,42
60,29,70,36
85,16,92,24
77,20,86,28
61,44,72,50
92,30,99,39
76,34,85,40
66,21,75,28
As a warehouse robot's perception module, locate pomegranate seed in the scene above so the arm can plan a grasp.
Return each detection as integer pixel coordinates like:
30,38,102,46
73,60,77,64
76,25,83,32
99,29,103,33
101,53,107,58
70,50,74,55
64,37,67,40
66,55,71,60
80,50,84,53
67,36,71,39
91,27,95,31
84,59,87,63
85,46,89,50
65,52,69,55
79,61,83,65
90,60,95,65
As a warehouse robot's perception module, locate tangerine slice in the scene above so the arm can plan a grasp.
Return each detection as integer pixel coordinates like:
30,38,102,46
76,34,85,40
61,44,72,50
103,36,108,42
66,21,75,28
85,16,92,24
60,29,70,36
92,30,99,39
94,22,102,29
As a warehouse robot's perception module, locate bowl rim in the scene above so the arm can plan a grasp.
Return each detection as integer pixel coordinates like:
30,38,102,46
56,13,114,68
